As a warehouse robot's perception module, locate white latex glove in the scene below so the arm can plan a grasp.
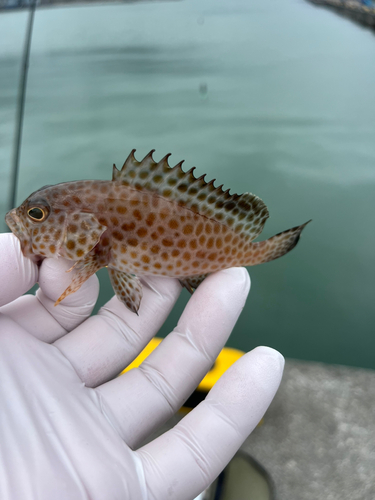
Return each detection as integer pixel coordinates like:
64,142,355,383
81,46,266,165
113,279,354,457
0,232,284,500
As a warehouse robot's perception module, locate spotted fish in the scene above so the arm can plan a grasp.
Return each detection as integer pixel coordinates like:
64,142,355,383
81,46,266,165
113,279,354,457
5,150,310,313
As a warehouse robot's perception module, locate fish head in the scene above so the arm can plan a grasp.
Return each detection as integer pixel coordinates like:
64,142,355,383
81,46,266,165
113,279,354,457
5,186,65,261
6,183,106,263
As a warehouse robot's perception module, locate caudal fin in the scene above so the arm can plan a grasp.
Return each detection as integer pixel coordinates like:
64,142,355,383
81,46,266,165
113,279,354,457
243,220,311,266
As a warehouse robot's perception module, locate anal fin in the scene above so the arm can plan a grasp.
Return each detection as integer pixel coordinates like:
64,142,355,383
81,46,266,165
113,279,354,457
108,268,143,315
179,274,208,294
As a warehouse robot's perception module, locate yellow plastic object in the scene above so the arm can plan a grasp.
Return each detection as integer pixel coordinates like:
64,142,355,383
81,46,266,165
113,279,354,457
121,337,244,393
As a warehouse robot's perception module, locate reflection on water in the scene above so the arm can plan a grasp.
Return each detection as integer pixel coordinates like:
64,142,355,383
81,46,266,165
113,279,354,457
0,0,374,368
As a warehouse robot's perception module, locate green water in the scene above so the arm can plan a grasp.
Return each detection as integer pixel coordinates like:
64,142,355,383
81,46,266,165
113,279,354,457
0,0,374,368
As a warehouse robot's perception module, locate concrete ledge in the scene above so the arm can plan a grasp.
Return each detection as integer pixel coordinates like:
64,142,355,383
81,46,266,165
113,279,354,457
245,359,375,500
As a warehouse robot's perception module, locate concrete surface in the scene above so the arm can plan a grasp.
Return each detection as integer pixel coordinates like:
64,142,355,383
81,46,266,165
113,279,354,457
245,359,375,500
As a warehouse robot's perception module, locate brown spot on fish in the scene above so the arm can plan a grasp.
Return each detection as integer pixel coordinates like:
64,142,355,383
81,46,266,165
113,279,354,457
195,222,204,236
116,206,127,214
72,195,81,205
122,222,135,231
162,238,173,247
133,209,142,221
146,213,156,226
163,189,172,197
113,231,123,241
137,227,147,238
168,219,179,230
183,252,191,261
183,224,193,235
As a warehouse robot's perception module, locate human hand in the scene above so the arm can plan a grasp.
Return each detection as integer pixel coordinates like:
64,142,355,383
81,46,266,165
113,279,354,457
0,232,284,500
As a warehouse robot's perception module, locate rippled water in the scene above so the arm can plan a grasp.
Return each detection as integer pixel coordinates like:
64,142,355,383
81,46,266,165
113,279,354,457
0,0,374,368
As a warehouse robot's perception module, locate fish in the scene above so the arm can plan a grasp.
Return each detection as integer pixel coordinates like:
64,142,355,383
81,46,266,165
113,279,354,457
5,150,310,314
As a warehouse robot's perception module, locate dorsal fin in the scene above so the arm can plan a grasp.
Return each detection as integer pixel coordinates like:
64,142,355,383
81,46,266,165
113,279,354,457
112,150,269,240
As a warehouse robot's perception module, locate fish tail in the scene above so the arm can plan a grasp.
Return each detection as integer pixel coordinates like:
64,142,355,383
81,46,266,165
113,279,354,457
243,220,311,266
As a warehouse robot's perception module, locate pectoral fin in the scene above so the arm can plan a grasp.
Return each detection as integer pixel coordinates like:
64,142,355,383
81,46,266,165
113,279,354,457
179,274,208,294
108,268,143,314
55,252,103,306
244,220,311,266
64,213,106,261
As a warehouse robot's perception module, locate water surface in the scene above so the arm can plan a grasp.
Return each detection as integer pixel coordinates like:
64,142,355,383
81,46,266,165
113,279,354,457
0,0,374,368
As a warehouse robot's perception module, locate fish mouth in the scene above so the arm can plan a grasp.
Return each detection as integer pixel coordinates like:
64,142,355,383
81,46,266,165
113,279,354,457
5,209,23,237
5,209,36,260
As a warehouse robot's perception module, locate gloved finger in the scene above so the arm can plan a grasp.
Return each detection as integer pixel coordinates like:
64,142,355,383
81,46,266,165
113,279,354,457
0,257,100,342
0,233,38,307
137,346,284,500
54,276,182,388
96,267,250,449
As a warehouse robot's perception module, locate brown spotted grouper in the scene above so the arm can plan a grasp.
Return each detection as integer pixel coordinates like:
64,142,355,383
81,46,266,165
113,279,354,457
5,150,310,313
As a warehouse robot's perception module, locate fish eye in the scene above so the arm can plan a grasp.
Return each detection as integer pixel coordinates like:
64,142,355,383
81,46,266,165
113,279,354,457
27,207,47,221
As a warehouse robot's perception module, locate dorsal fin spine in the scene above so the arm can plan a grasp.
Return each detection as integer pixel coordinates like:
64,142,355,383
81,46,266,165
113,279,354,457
113,149,270,242
123,149,137,170
112,164,120,181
